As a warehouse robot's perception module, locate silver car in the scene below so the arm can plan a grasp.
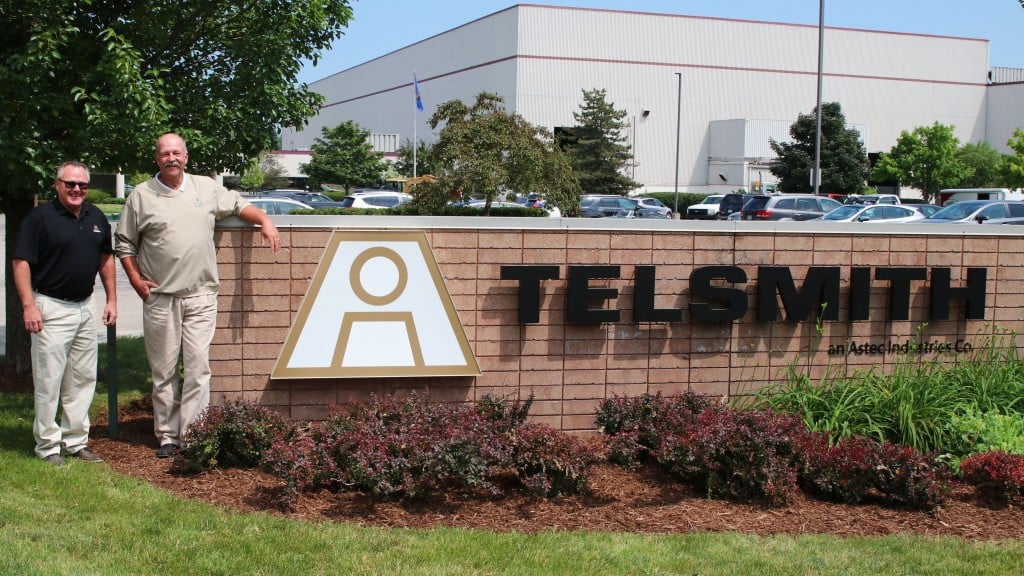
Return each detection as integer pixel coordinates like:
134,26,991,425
914,200,1024,224
817,204,927,223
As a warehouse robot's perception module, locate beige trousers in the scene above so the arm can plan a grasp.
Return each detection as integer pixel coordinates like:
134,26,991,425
142,292,217,447
31,293,97,458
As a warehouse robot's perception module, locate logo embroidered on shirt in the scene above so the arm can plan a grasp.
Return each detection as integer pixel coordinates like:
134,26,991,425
92,225,101,233
193,195,203,207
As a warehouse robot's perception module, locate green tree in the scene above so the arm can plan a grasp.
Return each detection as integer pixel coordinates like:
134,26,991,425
395,139,437,178
956,141,1007,188
1,0,353,373
1004,129,1024,189
770,102,869,194
301,121,386,191
427,92,580,214
870,123,969,202
561,88,639,195
238,158,266,192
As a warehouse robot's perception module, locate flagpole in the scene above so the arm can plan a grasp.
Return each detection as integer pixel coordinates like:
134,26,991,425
412,71,418,180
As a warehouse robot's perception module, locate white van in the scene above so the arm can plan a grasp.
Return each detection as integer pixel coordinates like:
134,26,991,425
939,188,1022,206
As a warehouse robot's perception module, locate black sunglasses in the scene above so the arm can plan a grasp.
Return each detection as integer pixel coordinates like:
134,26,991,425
58,179,90,190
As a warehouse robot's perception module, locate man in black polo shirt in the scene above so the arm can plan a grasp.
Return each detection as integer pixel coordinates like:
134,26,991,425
12,160,117,467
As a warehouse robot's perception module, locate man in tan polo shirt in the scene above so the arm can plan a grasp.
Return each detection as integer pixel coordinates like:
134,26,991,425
115,132,281,458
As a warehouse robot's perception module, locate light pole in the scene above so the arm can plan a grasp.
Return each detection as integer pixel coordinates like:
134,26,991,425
813,0,825,195
673,72,682,215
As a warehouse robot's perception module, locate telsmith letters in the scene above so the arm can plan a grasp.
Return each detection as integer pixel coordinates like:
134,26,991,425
500,265,987,325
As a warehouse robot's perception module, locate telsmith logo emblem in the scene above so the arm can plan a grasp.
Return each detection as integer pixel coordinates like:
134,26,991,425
272,231,480,379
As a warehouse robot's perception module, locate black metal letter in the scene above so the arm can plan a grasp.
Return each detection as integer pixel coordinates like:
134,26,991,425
930,267,987,320
633,266,683,323
500,265,560,323
848,267,872,321
756,266,841,322
567,266,621,324
689,266,748,322
875,267,928,321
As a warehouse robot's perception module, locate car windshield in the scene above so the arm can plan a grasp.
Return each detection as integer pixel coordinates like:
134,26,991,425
701,195,724,205
822,205,862,220
928,201,988,220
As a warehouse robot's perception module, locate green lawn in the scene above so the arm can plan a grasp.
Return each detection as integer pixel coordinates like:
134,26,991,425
2,341,1024,575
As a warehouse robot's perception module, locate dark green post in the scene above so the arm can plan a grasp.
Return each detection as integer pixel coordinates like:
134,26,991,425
106,324,118,439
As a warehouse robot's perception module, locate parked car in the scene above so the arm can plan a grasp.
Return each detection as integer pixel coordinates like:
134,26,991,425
260,189,345,209
740,194,842,221
913,200,1024,224
247,197,314,215
467,200,537,211
685,195,725,219
716,193,755,220
635,196,673,217
907,204,942,217
579,195,668,219
339,191,413,209
843,193,901,205
816,203,927,224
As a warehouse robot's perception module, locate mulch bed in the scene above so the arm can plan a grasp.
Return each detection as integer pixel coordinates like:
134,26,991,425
88,411,1024,539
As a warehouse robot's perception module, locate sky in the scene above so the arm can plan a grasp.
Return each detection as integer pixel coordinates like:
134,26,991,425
297,0,1024,84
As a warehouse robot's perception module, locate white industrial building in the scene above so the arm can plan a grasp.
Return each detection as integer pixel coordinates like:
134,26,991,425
279,4,1024,194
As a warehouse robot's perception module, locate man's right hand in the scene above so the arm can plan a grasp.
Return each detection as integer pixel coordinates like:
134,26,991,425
22,304,42,333
130,277,159,301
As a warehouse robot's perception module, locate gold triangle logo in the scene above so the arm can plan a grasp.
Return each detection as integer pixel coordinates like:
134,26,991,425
272,230,480,379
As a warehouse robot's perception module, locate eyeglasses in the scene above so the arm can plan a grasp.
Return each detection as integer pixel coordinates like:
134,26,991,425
58,179,90,190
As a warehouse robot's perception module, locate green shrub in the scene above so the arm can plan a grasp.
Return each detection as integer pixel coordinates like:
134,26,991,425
947,409,1024,467
177,401,292,472
86,189,113,204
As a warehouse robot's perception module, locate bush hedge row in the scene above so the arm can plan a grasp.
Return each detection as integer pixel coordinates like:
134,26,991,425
178,392,1023,510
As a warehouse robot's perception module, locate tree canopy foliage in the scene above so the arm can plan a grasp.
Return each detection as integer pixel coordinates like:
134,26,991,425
394,139,438,179
560,88,639,195
769,102,869,194
955,141,1007,189
425,92,580,214
870,123,970,203
1004,129,1024,190
1,0,353,371
301,121,386,191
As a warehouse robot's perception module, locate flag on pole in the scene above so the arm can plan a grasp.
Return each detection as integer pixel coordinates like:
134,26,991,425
414,73,424,112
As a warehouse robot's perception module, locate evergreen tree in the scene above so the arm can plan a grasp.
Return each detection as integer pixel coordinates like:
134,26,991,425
563,88,639,195
301,121,386,191
770,102,869,195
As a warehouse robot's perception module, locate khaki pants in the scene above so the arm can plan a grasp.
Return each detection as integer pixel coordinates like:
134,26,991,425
31,293,97,458
143,292,217,447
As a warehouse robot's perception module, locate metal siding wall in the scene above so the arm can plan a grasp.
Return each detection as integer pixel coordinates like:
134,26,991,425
285,5,995,193
282,8,522,150
986,83,1024,155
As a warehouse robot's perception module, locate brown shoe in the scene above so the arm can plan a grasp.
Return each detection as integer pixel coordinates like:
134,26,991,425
68,448,103,462
43,454,66,467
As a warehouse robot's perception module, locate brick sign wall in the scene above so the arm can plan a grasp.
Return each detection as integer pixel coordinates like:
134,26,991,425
211,218,1024,431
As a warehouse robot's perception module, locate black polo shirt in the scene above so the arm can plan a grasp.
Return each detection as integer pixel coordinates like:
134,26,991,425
13,200,113,302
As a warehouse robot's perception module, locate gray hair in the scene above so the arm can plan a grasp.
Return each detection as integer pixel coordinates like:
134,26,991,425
55,160,90,180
